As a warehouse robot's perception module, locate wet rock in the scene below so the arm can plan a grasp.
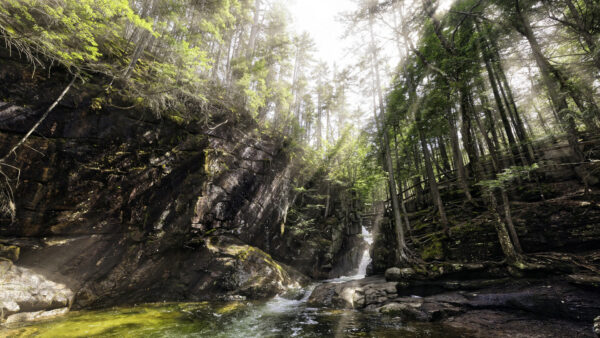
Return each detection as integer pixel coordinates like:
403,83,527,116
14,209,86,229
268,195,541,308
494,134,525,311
444,310,594,338
567,274,600,289
308,276,399,309
0,261,73,322
311,275,600,333
378,299,462,322
0,244,19,261
394,278,510,297
5,307,69,324
206,236,308,300
462,281,600,322
594,316,600,336
379,301,429,321
307,282,338,308
385,267,416,281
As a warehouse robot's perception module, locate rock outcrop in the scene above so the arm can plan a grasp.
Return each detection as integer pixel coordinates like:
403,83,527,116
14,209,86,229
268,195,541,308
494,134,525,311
0,261,73,323
309,275,600,336
0,57,309,314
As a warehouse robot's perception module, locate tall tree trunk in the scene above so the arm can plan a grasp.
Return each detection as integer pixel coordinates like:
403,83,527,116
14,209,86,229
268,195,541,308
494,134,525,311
487,190,523,264
418,121,449,232
324,182,331,219
316,92,322,149
501,188,523,253
477,84,506,169
123,0,155,79
487,29,532,153
460,89,481,179
477,24,518,150
474,107,500,172
514,0,583,161
395,128,412,231
368,9,408,262
246,0,261,61
438,135,452,175
448,107,474,202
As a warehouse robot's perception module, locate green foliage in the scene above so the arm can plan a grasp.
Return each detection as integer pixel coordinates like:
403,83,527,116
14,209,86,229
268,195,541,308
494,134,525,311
478,164,540,190
0,0,151,69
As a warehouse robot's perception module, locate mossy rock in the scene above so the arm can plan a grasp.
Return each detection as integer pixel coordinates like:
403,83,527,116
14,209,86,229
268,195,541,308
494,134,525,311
0,244,19,261
421,240,444,261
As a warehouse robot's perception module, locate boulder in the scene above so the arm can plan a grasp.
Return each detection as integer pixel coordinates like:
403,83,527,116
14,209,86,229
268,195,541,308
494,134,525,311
0,244,19,261
308,276,398,309
385,267,416,281
379,301,429,321
567,274,600,289
208,236,308,299
594,316,600,337
378,298,462,322
0,261,73,322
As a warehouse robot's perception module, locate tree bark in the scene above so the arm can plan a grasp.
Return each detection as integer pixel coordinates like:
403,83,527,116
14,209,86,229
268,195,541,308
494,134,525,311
477,24,518,149
488,190,522,264
448,107,474,202
501,188,523,253
418,120,449,232
514,0,583,161
368,8,408,262
246,0,261,61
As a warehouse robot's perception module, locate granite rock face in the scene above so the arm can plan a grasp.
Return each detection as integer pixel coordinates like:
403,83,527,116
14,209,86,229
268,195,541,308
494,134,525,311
0,262,73,323
0,60,310,310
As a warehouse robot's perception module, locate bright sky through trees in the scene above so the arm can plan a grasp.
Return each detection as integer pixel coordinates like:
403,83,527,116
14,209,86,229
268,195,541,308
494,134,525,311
289,0,356,65
289,0,455,64
289,0,457,115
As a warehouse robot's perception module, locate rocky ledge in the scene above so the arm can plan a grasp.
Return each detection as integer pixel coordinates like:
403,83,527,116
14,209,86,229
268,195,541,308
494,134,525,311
0,261,73,324
308,274,600,337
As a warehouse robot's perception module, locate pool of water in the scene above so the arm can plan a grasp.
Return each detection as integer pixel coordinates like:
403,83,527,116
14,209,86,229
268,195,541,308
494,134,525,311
1,286,467,338
2,228,467,337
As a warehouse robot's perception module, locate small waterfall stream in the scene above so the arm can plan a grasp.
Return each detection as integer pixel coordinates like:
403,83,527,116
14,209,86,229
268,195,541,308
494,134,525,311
356,225,374,278
324,225,374,284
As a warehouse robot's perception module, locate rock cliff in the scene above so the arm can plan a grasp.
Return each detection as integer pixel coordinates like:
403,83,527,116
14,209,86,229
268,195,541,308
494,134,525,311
0,57,312,318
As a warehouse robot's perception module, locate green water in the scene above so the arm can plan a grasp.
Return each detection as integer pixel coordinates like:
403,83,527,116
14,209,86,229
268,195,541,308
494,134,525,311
1,291,467,338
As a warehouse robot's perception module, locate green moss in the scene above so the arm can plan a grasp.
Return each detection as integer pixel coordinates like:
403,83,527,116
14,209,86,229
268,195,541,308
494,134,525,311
166,112,186,125
412,221,429,232
419,233,448,262
421,240,444,261
215,302,245,314
0,244,20,261
3,303,208,337
452,222,487,236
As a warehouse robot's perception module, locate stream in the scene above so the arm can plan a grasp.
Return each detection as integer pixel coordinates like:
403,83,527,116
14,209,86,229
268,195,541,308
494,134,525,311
1,228,465,337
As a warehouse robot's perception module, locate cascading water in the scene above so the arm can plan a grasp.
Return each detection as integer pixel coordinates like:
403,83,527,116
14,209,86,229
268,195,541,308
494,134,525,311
324,225,374,284
356,225,374,278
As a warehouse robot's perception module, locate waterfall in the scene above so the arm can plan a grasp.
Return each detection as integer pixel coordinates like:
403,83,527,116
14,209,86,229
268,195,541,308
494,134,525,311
355,226,373,278
324,226,373,283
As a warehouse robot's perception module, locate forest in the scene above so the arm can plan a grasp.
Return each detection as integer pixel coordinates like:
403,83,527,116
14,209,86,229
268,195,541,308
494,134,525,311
0,0,599,337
